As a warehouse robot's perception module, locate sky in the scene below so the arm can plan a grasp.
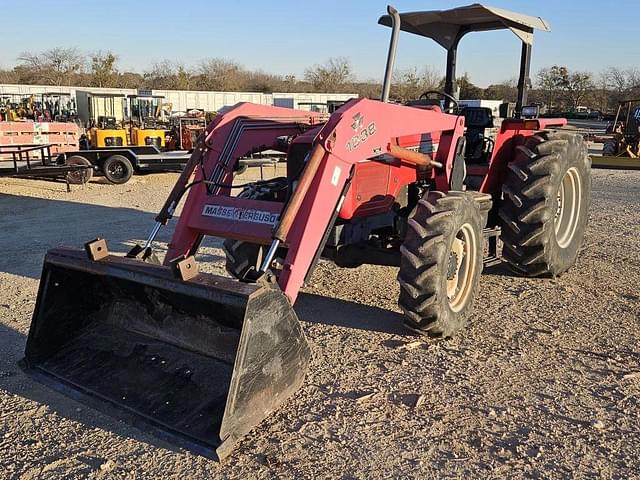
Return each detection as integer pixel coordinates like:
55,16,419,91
1,0,639,87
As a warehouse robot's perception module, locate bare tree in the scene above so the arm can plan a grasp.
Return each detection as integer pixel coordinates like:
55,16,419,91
605,67,640,105
144,60,177,89
304,57,353,92
537,66,563,111
0,68,18,84
197,58,246,91
564,71,593,110
391,66,441,101
18,48,85,86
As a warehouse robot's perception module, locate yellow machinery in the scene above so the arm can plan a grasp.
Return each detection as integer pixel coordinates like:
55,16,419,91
90,128,128,148
590,155,640,170
131,127,166,148
591,99,640,170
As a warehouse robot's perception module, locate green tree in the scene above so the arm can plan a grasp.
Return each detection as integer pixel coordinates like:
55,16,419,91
484,79,518,102
89,51,118,87
457,73,483,99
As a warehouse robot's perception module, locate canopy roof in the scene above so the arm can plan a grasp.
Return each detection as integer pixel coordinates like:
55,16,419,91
378,4,550,49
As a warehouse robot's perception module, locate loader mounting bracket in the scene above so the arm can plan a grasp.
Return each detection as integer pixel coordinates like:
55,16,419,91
170,254,199,281
84,238,109,261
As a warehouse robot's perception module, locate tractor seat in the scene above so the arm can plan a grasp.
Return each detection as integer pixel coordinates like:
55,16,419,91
461,107,494,164
405,99,443,112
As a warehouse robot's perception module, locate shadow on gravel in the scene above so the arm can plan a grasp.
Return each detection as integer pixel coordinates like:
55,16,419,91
482,262,518,278
0,193,163,279
0,193,224,279
297,292,409,335
0,322,185,457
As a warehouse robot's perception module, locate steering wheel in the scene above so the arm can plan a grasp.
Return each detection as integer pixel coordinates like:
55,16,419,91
419,90,459,113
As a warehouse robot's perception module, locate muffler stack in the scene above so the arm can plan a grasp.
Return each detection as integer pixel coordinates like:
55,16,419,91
22,248,310,460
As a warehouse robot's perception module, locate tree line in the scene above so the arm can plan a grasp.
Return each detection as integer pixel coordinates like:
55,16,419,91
1,48,638,113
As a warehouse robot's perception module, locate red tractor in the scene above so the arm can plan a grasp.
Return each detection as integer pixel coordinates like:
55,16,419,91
23,4,590,459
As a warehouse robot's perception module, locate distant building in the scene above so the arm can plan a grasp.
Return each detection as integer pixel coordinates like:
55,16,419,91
0,84,356,124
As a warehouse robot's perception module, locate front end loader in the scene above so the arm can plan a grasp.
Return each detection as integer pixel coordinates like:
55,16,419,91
591,99,640,170
21,4,591,460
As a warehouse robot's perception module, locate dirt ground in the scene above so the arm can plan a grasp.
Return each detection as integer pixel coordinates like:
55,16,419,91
0,166,639,479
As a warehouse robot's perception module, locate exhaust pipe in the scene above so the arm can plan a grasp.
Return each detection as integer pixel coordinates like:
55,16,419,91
381,5,401,103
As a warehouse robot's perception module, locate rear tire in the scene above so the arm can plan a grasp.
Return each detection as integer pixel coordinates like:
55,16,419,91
499,131,591,277
65,155,93,185
398,191,485,337
103,155,133,184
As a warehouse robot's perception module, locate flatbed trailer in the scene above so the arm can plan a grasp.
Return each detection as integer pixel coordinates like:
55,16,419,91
57,146,287,184
0,144,91,189
56,146,192,184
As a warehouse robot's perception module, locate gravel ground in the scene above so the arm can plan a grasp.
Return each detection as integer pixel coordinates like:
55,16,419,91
0,167,639,479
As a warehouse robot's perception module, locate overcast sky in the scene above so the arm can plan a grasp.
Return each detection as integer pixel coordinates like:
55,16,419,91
1,0,638,87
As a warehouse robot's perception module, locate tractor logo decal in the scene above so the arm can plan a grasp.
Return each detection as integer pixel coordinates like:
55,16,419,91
351,113,364,131
346,120,377,152
202,204,279,226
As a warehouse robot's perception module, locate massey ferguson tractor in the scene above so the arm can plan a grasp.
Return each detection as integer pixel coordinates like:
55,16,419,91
22,4,591,460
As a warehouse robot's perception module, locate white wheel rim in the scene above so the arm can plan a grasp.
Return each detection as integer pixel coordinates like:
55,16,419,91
447,223,477,312
554,167,582,249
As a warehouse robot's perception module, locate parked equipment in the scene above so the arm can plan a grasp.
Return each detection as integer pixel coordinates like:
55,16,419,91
90,117,128,148
131,127,166,148
591,99,640,170
0,143,91,187
22,4,591,460
63,116,188,184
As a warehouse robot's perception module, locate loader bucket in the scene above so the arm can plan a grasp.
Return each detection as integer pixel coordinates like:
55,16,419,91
21,248,310,460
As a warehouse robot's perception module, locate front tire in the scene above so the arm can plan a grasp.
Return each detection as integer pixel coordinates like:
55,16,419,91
103,155,133,184
499,131,591,277
223,179,287,279
398,191,485,337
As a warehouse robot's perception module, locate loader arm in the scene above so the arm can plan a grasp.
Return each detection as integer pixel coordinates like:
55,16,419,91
165,98,464,304
166,103,323,260
275,98,465,302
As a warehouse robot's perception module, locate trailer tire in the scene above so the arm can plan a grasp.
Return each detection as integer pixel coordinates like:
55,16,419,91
65,155,93,185
602,138,618,156
223,179,288,279
499,131,591,277
103,155,133,184
398,191,485,337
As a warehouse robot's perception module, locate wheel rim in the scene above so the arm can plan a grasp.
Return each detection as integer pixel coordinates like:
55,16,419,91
67,169,88,184
108,161,126,179
554,167,582,248
66,158,91,184
446,223,478,312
